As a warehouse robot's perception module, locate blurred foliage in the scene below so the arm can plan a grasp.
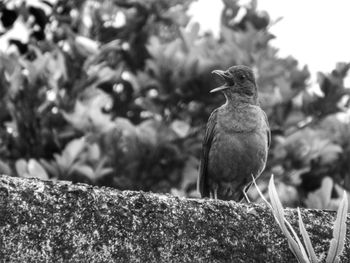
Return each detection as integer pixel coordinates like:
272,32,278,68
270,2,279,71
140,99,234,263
0,0,350,209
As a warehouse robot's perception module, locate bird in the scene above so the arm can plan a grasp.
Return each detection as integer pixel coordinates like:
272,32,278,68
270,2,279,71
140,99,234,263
197,65,270,201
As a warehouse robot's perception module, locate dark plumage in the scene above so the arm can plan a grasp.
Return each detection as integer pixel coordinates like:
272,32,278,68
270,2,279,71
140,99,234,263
198,65,270,201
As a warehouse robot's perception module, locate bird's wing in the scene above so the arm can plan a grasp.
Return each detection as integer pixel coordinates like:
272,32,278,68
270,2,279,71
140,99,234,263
197,109,218,197
263,110,271,148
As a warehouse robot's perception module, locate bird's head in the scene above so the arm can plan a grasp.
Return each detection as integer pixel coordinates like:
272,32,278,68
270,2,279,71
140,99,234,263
211,65,258,104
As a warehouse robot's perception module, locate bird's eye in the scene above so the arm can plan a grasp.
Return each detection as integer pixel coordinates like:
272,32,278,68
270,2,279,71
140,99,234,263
238,74,246,81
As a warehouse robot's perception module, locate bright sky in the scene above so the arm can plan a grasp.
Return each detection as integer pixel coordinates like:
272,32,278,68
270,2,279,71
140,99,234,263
188,0,350,81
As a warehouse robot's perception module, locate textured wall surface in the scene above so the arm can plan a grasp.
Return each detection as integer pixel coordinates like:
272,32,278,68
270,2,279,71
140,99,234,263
0,174,349,262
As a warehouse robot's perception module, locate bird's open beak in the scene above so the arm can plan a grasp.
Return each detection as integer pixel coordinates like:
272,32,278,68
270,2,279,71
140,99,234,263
210,85,228,93
210,70,231,93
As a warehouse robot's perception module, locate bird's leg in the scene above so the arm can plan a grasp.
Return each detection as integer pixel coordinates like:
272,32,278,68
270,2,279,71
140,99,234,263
210,183,218,200
214,188,218,200
209,191,218,200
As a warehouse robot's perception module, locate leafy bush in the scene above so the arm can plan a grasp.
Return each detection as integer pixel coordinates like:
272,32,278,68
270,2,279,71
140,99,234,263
0,0,349,207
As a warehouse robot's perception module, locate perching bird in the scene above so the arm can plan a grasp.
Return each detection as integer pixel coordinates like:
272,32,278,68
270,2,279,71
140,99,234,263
198,65,270,201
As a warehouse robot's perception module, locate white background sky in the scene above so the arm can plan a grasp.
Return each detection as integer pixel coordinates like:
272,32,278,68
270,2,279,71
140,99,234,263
189,0,350,83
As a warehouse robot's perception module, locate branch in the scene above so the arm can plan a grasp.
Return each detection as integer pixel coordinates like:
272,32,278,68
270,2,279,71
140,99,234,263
0,175,348,262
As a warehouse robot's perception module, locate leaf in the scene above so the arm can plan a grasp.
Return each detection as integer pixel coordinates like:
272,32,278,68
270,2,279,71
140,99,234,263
319,143,342,165
15,158,49,180
137,119,177,144
326,191,348,263
62,92,115,133
71,163,95,181
0,160,12,175
27,159,49,180
53,153,71,174
275,76,294,101
170,120,190,138
95,66,120,84
87,143,101,161
303,68,350,117
45,49,68,87
304,177,333,209
15,159,28,177
284,219,310,263
251,174,273,210
146,36,161,59
275,181,299,207
254,175,309,262
21,46,47,84
63,137,86,162
75,35,99,55
94,157,114,180
163,4,190,26
180,22,200,51
7,63,23,98
40,159,60,179
268,175,310,263
268,174,285,222
87,93,115,132
62,101,90,131
180,156,199,190
298,208,318,263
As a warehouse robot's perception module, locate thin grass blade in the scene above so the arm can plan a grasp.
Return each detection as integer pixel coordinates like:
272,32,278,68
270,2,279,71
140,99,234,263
326,191,348,263
268,175,310,263
298,208,318,263
251,174,272,209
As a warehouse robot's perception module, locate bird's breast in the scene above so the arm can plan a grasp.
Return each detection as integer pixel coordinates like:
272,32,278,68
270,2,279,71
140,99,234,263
208,130,268,182
218,105,267,133
208,105,269,182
